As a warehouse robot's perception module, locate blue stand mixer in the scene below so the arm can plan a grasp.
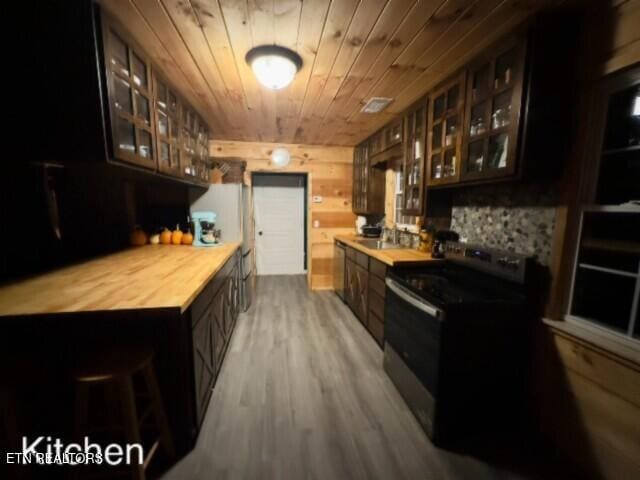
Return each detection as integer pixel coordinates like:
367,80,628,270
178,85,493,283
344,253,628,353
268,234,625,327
191,211,221,247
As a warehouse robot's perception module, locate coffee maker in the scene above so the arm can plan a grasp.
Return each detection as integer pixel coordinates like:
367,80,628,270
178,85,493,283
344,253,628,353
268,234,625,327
191,211,221,247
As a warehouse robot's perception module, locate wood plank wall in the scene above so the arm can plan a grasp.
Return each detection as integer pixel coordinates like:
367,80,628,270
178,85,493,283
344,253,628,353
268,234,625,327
540,1,640,479
209,140,354,290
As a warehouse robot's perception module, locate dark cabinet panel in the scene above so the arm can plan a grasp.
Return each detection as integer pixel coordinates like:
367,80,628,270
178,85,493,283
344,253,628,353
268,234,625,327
341,243,388,349
192,303,215,422
190,250,240,426
355,264,369,325
345,258,357,312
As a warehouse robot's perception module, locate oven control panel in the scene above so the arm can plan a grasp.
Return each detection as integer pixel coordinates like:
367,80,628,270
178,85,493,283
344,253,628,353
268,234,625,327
444,242,531,284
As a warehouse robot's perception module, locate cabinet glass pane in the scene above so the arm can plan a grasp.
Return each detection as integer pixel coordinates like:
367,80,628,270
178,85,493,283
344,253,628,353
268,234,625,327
115,117,135,153
444,115,458,147
156,80,167,109
131,53,147,88
134,91,150,125
405,188,414,209
443,149,456,178
184,155,194,176
109,31,129,76
491,90,512,130
160,141,170,166
446,84,459,110
488,133,509,169
434,95,445,119
472,63,491,100
169,92,178,114
431,153,442,179
390,123,402,142
172,146,181,168
467,140,485,173
470,102,488,137
432,123,442,150
169,117,177,140
495,48,516,90
113,76,132,114
158,111,168,136
572,267,635,333
183,109,191,130
137,129,153,159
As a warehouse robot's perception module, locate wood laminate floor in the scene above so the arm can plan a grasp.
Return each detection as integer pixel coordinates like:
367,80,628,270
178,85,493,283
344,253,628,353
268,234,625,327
162,275,569,480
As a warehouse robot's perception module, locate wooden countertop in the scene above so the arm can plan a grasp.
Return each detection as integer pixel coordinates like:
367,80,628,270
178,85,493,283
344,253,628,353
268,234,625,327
0,243,240,317
334,235,439,266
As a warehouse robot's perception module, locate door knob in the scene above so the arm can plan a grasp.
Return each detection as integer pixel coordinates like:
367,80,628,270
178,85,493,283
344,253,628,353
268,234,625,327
258,231,263,236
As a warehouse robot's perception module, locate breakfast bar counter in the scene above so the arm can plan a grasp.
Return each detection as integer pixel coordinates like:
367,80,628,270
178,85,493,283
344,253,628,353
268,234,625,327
0,243,241,317
0,243,242,459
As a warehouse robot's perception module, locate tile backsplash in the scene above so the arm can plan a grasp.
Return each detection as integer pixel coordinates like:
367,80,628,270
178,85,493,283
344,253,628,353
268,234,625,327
449,181,558,265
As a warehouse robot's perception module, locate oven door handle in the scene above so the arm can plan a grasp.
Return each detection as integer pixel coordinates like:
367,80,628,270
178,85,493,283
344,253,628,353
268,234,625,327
386,278,443,319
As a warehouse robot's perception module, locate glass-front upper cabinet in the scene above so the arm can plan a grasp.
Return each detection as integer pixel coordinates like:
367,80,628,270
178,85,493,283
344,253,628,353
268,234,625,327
427,73,465,187
461,38,526,182
402,98,427,215
353,142,367,214
181,109,211,185
154,74,182,177
103,25,156,170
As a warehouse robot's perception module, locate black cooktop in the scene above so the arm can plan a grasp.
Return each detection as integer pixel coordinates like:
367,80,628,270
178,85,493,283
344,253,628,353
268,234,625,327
388,263,525,308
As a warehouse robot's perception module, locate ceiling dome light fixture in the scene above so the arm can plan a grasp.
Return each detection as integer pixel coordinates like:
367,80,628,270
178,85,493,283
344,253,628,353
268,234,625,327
270,147,291,168
245,45,302,90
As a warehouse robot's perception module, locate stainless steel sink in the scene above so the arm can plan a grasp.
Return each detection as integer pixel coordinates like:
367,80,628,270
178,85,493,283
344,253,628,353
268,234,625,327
356,239,405,250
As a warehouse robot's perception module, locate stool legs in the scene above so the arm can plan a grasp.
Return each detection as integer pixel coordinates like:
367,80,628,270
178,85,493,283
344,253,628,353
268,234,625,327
72,354,174,480
117,376,145,480
142,363,175,460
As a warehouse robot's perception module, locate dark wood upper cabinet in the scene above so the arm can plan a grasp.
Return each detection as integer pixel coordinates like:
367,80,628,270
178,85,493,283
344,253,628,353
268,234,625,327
427,73,465,187
460,38,526,183
369,118,404,167
102,23,156,170
402,98,428,215
25,2,211,188
154,74,183,177
352,141,385,215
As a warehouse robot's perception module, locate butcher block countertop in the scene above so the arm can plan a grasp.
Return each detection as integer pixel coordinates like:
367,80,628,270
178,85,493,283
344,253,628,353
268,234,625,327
0,243,240,317
334,235,439,266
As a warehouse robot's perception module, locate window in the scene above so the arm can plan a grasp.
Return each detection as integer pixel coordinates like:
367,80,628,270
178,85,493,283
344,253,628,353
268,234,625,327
394,171,416,228
566,66,640,345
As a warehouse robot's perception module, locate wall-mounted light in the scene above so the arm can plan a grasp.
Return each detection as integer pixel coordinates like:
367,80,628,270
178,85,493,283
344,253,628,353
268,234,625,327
245,46,302,90
271,147,291,168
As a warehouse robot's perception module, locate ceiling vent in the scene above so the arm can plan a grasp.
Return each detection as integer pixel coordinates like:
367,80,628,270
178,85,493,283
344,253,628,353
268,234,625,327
361,97,393,114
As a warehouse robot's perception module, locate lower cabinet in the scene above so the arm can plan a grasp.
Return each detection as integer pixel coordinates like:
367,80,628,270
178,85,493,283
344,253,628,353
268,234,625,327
190,249,241,424
343,245,387,348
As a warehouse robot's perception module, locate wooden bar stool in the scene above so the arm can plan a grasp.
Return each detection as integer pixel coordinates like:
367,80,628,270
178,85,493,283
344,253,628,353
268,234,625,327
73,345,174,480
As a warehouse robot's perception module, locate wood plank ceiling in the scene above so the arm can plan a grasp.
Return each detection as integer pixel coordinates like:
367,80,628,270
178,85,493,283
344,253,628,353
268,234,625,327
100,0,562,146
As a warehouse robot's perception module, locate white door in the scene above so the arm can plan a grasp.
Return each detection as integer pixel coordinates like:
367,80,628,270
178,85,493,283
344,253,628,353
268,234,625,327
253,185,305,275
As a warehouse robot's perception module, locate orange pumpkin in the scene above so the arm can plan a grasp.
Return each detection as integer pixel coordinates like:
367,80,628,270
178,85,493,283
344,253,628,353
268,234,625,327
159,228,172,245
171,225,183,245
182,229,194,245
130,226,147,247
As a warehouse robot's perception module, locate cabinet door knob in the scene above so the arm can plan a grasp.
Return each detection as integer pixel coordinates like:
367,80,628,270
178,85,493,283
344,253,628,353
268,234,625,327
258,231,263,236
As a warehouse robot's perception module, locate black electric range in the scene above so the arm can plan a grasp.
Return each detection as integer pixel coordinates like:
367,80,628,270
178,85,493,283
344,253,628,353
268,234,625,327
383,242,535,447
